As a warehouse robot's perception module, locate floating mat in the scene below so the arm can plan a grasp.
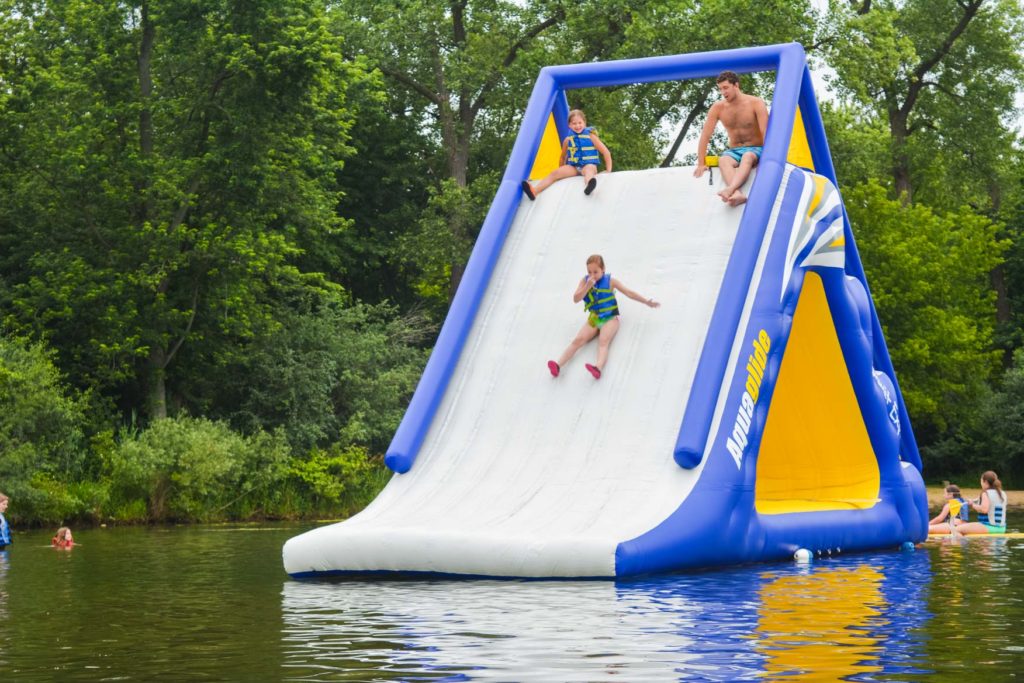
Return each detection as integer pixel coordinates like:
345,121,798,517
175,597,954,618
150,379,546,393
926,532,1024,540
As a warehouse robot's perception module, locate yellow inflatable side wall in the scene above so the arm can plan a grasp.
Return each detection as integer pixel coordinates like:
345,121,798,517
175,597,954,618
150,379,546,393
755,272,880,514
787,107,814,170
528,115,563,181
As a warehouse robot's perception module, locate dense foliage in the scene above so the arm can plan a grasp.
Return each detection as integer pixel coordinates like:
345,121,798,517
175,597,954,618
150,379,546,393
1,0,1022,525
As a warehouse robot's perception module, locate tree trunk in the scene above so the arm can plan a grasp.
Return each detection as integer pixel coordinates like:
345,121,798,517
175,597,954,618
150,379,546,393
148,344,168,420
887,107,912,204
138,1,168,419
662,95,709,167
137,0,155,183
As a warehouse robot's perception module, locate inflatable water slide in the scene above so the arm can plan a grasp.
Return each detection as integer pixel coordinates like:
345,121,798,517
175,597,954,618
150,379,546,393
283,43,929,579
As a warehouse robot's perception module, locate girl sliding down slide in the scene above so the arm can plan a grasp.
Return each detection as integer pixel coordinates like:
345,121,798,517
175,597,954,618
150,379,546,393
547,254,658,380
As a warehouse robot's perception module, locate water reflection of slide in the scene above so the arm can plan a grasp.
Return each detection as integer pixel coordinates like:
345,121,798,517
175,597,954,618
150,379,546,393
280,552,933,681
756,553,933,680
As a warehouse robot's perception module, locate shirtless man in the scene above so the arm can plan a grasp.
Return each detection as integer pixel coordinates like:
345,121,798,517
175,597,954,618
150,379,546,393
693,71,769,207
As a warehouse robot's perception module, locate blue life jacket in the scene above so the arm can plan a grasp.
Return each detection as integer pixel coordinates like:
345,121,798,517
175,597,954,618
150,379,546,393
977,489,1007,527
0,513,11,546
584,273,618,320
566,127,601,168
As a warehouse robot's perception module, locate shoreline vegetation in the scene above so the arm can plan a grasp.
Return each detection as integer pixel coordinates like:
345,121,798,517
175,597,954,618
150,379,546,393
926,486,1024,513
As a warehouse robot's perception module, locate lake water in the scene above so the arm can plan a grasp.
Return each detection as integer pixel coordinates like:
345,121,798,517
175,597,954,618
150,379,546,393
1,523,1021,681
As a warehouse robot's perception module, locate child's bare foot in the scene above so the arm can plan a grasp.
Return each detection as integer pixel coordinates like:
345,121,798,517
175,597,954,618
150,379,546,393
727,191,748,207
584,178,597,195
547,360,560,377
521,180,535,201
717,188,734,201
585,363,601,379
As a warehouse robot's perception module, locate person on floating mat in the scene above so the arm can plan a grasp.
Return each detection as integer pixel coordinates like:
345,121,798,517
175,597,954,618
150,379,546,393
955,470,1008,535
521,109,612,200
928,484,970,534
546,254,659,381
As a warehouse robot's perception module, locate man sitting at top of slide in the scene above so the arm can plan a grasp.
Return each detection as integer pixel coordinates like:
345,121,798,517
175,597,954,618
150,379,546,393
693,70,769,207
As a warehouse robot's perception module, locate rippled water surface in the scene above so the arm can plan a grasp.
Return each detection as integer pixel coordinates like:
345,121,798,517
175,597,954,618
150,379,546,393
1,523,1021,681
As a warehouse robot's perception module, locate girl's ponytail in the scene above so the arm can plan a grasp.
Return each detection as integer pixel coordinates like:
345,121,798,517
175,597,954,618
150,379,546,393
981,470,1005,502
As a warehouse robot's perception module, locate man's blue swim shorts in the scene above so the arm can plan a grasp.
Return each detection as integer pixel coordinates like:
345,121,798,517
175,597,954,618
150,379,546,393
722,146,763,163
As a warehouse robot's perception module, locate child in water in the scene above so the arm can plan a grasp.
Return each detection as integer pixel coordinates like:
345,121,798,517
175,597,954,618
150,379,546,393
928,484,969,534
548,254,659,380
51,526,74,549
522,109,612,200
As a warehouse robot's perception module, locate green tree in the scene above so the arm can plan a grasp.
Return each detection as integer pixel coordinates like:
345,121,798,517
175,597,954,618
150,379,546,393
328,0,568,299
845,181,1005,440
327,69,434,308
329,0,823,306
567,0,818,168
213,287,431,455
992,152,1024,358
0,335,88,483
0,0,355,422
823,0,1024,205
925,349,1024,486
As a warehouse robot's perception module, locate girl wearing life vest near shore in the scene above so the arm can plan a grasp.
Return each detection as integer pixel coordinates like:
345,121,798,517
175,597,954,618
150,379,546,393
547,254,659,380
0,492,11,549
928,484,970,534
522,109,612,200
955,471,1009,535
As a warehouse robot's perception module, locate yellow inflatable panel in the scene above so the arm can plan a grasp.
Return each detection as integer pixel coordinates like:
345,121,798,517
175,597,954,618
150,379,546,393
787,107,814,171
528,115,563,181
756,272,880,514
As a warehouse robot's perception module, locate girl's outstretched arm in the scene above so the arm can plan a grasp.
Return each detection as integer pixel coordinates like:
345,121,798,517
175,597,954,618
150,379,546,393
611,278,659,308
928,503,951,527
573,275,596,303
590,132,612,173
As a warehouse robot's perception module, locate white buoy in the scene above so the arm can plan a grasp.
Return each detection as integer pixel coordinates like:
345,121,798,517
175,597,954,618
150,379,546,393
794,548,813,563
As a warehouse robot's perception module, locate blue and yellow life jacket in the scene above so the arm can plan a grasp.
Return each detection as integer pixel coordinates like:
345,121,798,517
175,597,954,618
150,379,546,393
0,512,11,547
566,127,601,168
584,273,618,320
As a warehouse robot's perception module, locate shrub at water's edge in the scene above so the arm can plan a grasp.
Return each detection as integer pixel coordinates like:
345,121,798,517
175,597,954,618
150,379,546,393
99,418,391,524
1,330,396,526
6,415,393,526
1,296,422,526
